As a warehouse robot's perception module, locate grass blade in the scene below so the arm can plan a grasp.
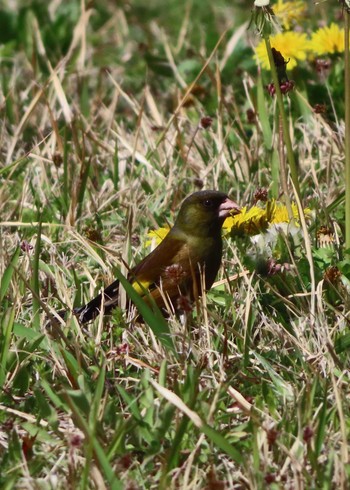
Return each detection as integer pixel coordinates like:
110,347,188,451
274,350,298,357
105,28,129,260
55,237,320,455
0,247,20,303
113,267,176,355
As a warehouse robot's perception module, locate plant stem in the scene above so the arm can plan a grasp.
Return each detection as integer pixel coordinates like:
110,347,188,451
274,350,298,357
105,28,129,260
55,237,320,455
345,11,350,249
264,37,301,202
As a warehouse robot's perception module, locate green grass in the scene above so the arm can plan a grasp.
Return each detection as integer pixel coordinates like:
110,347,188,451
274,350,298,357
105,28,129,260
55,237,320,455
1,0,350,488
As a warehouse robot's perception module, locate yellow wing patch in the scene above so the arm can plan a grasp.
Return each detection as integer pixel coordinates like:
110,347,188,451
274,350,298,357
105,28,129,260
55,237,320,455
131,279,153,295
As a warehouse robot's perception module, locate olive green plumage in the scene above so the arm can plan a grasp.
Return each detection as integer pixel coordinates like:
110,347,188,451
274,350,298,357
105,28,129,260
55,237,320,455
74,190,240,323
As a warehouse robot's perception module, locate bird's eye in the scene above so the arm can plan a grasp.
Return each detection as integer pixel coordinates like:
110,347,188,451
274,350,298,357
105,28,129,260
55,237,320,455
203,199,213,207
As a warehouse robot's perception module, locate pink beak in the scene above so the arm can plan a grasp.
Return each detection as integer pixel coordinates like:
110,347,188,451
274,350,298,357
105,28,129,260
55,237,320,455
218,198,241,219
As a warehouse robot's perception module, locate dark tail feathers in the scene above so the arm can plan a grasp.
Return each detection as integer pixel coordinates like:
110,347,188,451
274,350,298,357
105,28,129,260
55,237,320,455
73,279,120,324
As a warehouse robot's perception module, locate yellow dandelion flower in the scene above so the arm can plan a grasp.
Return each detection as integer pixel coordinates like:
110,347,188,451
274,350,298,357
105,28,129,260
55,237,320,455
223,205,269,235
145,226,170,247
273,0,306,30
309,23,344,56
269,201,300,224
224,200,311,236
255,31,309,70
147,202,311,243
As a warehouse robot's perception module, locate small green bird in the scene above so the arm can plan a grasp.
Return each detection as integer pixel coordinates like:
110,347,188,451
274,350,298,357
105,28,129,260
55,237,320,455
74,190,240,323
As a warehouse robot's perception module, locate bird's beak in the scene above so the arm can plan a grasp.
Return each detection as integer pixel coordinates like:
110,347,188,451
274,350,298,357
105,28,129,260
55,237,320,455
218,198,241,219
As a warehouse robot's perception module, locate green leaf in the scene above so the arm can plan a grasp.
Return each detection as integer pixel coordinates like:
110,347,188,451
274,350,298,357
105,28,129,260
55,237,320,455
0,247,20,302
334,333,350,354
34,388,58,424
31,220,42,331
116,384,142,421
0,307,15,387
12,366,30,394
254,352,293,400
41,379,64,409
89,364,106,428
201,423,244,463
314,390,328,459
60,348,82,384
65,389,92,418
257,73,272,150
13,322,43,341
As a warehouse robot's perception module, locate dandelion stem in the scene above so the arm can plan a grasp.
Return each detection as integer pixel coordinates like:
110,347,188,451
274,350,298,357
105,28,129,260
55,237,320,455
344,11,350,249
278,114,294,221
264,37,301,204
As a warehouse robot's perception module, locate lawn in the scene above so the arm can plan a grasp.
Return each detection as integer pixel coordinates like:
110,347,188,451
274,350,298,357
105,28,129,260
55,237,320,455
1,0,350,488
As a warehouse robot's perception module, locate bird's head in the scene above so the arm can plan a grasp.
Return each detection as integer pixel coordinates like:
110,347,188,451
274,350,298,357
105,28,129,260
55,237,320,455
175,190,241,236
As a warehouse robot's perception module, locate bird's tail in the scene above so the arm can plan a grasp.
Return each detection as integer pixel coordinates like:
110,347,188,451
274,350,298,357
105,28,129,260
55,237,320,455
73,279,120,324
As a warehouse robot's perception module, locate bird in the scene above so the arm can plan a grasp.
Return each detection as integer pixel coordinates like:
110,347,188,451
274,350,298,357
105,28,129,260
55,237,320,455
73,190,241,324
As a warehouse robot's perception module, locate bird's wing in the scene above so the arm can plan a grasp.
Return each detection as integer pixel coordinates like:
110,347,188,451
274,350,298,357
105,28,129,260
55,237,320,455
74,232,188,323
130,230,208,308
129,231,189,288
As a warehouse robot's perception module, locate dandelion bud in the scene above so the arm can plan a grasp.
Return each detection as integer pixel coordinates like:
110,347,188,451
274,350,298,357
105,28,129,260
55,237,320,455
20,240,33,253
303,426,314,444
176,295,193,313
199,116,213,129
164,264,187,285
313,103,327,114
324,266,341,284
254,187,268,203
246,108,256,123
